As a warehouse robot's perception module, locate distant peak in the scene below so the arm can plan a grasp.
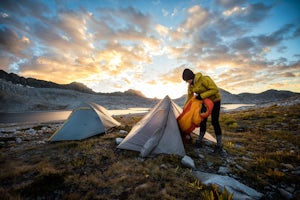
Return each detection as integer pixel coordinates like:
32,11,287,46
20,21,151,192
124,89,146,98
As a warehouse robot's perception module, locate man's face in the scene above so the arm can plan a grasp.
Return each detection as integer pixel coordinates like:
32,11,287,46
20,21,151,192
185,79,193,84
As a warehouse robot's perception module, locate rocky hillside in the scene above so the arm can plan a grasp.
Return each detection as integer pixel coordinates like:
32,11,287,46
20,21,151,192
0,70,95,94
0,79,157,112
174,88,300,105
233,89,299,104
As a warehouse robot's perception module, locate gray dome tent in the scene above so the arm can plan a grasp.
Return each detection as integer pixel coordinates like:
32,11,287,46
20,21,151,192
117,95,185,157
49,102,120,141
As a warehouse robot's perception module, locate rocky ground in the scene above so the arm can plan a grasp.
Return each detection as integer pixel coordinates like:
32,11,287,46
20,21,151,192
0,103,299,199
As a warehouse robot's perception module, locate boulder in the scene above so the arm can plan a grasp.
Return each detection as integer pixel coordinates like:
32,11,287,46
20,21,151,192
194,171,263,200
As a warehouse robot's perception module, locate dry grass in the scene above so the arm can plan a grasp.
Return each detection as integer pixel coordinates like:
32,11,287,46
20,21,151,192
0,104,299,199
216,104,300,192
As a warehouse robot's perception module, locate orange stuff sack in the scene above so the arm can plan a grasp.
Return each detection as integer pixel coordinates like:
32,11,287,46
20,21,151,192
177,96,214,138
200,98,214,118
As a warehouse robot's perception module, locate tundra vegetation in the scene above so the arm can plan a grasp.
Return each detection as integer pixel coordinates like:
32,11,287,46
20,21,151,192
0,103,299,200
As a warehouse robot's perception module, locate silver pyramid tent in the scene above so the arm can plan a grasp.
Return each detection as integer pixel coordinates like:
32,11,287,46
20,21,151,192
49,102,120,141
117,95,186,157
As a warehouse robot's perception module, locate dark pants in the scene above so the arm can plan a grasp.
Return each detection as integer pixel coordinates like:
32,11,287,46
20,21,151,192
200,100,222,136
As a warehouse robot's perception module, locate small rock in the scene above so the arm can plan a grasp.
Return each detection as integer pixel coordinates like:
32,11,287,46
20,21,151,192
263,186,272,191
218,166,230,175
115,138,123,144
234,143,243,148
226,158,235,163
160,164,167,169
206,162,213,167
235,164,245,171
280,163,295,170
278,188,293,200
242,156,253,161
160,188,167,195
198,153,205,159
285,186,295,193
119,130,128,134
136,157,145,162
292,170,300,175
25,128,36,134
270,184,277,189
16,137,22,143
135,183,149,190
181,155,196,169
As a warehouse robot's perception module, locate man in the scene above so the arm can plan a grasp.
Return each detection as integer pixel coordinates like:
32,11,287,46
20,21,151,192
182,68,223,153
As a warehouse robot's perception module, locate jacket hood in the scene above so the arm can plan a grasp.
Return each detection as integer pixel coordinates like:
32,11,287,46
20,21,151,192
194,72,203,82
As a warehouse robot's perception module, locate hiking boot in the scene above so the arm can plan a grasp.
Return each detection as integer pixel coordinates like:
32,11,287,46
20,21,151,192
213,146,223,154
195,139,202,148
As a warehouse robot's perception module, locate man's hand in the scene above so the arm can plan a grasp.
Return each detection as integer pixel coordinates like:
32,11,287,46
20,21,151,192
201,104,207,113
195,93,202,100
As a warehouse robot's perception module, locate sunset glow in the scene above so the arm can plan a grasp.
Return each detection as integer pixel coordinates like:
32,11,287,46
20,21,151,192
0,0,299,99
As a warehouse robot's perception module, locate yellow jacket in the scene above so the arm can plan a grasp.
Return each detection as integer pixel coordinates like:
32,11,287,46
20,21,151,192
184,72,221,106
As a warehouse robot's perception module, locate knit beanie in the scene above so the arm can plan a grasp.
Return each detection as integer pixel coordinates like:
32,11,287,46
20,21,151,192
182,68,195,81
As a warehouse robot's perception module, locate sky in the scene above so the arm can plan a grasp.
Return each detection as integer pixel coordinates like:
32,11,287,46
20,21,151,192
0,0,299,99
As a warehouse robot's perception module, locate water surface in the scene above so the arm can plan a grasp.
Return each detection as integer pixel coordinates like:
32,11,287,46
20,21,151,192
0,108,150,124
0,104,253,124
222,104,255,110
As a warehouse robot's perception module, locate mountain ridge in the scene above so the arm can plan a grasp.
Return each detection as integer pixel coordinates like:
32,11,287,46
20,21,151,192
0,69,146,98
1,69,299,100
175,88,300,104
0,70,95,94
0,69,299,112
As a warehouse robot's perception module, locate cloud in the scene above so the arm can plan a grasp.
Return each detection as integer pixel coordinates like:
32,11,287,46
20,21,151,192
218,1,274,23
182,5,210,32
276,60,300,74
214,0,246,9
0,0,299,96
223,60,300,93
95,41,153,75
0,2,162,84
94,7,152,34
281,72,296,78
155,24,169,37
173,1,299,83
256,24,296,47
231,37,255,52
171,8,178,17
0,0,50,19
158,65,187,84
0,27,31,56
293,27,300,37
223,6,246,16
240,3,273,23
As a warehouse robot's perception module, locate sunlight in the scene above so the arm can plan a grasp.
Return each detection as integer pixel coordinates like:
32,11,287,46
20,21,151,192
109,54,121,69
137,82,187,99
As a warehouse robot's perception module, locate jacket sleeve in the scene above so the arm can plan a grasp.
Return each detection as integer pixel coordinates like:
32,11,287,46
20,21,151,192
199,76,219,99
